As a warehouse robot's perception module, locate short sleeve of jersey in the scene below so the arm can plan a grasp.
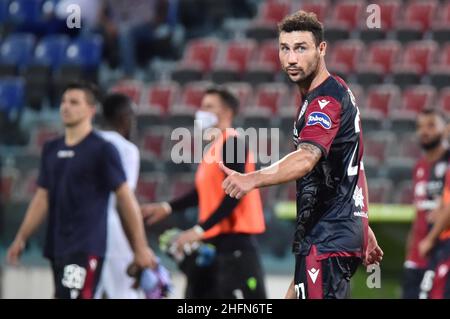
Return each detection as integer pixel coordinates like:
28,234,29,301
102,142,127,191
298,96,342,156
37,142,50,189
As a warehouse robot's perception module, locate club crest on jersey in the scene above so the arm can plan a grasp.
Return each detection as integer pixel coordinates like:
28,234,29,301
306,112,331,129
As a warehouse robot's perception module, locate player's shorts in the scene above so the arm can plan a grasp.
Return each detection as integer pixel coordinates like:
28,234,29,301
51,253,104,299
294,245,360,299
401,266,426,299
185,249,267,299
419,239,450,299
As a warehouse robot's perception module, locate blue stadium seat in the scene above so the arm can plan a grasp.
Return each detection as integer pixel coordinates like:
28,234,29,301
62,35,104,70
7,0,45,26
0,0,10,24
0,33,36,69
33,34,70,69
0,77,25,116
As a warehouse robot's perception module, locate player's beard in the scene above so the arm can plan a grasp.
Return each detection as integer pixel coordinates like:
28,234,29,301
420,134,443,151
287,57,319,89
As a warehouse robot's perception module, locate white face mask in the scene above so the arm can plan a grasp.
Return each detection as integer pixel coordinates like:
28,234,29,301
195,110,219,129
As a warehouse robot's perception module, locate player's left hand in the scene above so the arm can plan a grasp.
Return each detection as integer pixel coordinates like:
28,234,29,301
418,237,435,258
174,228,202,254
364,227,384,266
220,162,256,199
134,246,158,270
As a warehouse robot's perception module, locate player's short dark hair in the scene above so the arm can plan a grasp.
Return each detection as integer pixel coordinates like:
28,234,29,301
205,86,239,115
278,10,324,47
102,93,134,123
419,107,447,122
63,81,101,107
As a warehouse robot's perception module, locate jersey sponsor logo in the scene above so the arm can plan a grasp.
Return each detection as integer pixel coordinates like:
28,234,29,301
307,268,320,284
435,162,447,178
415,199,439,211
62,264,86,291
318,99,330,109
354,211,368,218
438,264,449,278
57,150,75,158
353,186,365,209
306,112,332,129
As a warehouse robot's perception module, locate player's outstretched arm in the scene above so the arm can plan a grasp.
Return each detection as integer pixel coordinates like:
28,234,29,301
221,142,322,199
116,183,157,269
7,187,49,265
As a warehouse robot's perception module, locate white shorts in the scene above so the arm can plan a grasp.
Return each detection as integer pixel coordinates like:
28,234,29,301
95,256,143,299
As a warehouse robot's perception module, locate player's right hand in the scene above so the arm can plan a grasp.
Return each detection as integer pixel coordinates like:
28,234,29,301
6,238,25,266
141,202,171,226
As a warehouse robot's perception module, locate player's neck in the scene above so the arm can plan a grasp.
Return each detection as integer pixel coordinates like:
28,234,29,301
297,63,330,96
65,121,93,146
424,144,447,163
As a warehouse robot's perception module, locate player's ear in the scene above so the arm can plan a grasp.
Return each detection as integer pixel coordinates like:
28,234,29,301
318,41,327,57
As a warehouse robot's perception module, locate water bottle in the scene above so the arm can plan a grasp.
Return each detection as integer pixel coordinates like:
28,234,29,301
140,268,159,298
140,265,173,299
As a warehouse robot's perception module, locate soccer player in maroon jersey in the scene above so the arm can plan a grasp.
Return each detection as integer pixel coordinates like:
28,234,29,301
401,109,449,298
219,11,383,299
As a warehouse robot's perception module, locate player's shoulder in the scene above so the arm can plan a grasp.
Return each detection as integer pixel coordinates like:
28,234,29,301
316,75,349,101
98,130,139,155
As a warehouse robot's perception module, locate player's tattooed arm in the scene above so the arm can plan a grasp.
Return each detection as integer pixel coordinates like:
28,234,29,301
221,141,323,198
297,142,322,162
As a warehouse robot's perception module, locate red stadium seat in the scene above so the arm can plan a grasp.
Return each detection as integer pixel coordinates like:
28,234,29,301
438,43,450,67
399,0,438,32
181,38,220,73
298,0,329,22
432,1,450,27
438,88,450,113
258,41,280,72
226,82,253,109
364,133,392,164
258,0,291,24
328,40,363,73
0,167,18,202
170,174,195,199
347,83,364,107
136,174,163,202
361,40,401,74
171,81,211,114
328,0,365,30
110,80,143,105
398,40,438,74
253,83,289,115
377,0,401,30
140,127,168,159
429,44,450,89
398,85,436,115
220,40,257,74
142,82,179,115
365,84,400,117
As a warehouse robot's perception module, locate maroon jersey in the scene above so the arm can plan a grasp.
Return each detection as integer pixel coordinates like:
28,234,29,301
292,75,368,258
406,150,450,269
